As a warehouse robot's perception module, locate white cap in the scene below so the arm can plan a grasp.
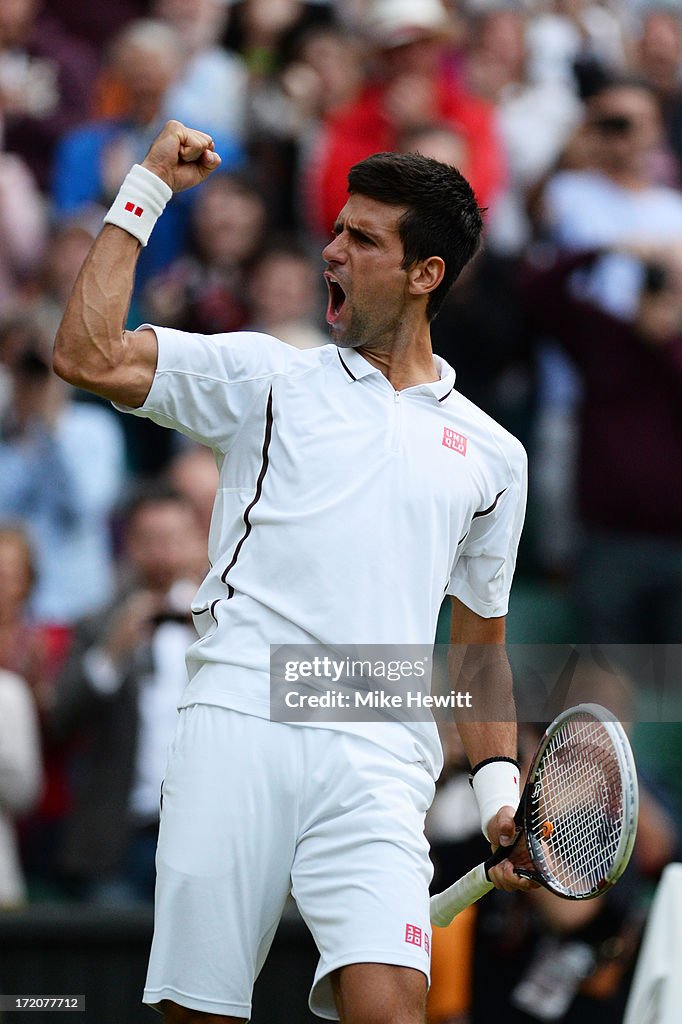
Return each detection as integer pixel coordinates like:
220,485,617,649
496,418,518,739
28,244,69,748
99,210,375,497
365,0,451,48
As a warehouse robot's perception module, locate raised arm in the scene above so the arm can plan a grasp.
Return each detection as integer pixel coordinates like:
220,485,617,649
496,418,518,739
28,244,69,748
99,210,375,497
53,121,221,408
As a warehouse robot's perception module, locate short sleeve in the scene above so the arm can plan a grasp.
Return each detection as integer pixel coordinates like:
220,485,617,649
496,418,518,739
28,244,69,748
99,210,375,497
113,326,298,452
447,439,527,618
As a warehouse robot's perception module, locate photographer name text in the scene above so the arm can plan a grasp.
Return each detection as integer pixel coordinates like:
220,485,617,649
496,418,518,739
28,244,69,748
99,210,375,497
283,689,472,709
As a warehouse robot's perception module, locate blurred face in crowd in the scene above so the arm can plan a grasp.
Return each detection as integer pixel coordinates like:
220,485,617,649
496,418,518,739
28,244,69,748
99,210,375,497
0,0,38,47
249,251,320,328
400,125,468,175
639,13,682,93
295,28,365,113
0,528,34,619
381,34,444,78
168,448,219,538
475,9,526,80
193,178,266,268
43,227,92,305
153,0,228,53
110,28,180,126
587,85,663,179
243,0,302,44
126,499,203,592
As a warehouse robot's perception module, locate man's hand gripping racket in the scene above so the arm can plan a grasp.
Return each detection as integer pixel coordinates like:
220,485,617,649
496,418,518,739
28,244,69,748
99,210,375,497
430,703,639,926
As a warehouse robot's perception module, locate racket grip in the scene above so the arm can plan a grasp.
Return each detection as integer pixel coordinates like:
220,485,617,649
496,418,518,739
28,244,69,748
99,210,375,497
429,862,494,927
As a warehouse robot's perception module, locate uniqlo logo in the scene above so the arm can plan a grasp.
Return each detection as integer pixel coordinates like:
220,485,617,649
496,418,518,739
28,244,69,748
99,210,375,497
442,427,467,455
424,933,430,956
124,201,144,217
405,924,422,947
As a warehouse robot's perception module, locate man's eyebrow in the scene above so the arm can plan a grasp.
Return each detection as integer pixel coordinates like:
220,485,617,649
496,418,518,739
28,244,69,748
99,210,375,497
333,219,384,242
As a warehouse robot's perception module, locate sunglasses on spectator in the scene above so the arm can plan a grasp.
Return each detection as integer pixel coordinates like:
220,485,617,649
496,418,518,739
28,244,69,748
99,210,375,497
591,115,635,135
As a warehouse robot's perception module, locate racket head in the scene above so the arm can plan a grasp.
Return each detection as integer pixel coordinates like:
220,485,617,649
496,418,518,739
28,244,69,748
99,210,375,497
519,702,639,900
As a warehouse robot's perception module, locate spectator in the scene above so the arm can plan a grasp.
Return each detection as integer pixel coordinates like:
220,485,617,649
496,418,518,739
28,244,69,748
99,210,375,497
523,244,682,643
224,0,333,78
22,220,93,345
49,487,205,903
397,123,532,435
153,0,249,142
524,0,629,90
246,244,327,349
636,8,682,178
166,445,219,546
533,76,682,573
0,524,49,707
0,148,47,309
141,172,267,333
302,0,505,238
46,0,148,49
0,523,72,898
0,0,98,188
0,667,42,908
0,320,125,625
51,18,244,290
542,77,682,318
249,22,367,227
465,5,583,254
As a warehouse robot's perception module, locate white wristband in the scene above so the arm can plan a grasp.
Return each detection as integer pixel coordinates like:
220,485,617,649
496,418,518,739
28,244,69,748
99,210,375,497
471,760,520,840
103,163,173,246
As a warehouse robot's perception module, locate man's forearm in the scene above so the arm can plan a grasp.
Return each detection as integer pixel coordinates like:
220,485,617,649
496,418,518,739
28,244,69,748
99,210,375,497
449,641,517,766
53,121,221,406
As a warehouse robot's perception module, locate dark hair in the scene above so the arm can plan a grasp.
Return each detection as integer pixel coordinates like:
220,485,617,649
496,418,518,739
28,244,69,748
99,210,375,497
347,151,484,320
642,261,670,294
119,482,191,526
585,73,658,104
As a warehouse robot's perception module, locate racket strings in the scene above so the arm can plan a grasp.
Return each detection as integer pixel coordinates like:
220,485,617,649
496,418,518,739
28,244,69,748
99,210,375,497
529,716,624,897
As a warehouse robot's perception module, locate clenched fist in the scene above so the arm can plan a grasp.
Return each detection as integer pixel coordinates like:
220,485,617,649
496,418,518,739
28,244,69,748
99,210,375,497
141,120,221,193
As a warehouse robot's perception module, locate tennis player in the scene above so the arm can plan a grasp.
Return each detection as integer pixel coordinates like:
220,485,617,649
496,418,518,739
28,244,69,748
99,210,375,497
54,121,531,1024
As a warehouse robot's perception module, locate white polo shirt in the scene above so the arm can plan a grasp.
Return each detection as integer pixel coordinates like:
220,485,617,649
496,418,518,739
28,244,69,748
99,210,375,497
118,328,527,776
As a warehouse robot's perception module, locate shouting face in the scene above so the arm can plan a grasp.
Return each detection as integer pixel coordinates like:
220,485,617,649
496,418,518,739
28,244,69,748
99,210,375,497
321,193,413,351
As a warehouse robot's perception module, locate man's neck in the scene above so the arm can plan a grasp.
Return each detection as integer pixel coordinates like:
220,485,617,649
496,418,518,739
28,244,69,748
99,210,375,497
358,329,439,391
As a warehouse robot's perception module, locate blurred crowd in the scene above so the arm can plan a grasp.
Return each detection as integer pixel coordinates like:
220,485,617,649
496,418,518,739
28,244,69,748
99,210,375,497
0,0,681,1019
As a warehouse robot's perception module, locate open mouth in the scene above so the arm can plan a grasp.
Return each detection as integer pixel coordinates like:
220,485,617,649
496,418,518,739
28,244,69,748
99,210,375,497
325,275,347,325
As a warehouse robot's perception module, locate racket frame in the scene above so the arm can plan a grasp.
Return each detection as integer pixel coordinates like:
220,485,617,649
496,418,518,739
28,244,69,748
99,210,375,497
483,702,639,899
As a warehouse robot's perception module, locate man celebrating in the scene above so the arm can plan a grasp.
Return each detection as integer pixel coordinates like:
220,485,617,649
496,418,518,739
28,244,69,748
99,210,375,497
54,121,529,1024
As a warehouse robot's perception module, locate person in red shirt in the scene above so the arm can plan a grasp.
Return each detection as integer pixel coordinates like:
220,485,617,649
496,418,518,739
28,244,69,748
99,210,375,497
302,0,505,238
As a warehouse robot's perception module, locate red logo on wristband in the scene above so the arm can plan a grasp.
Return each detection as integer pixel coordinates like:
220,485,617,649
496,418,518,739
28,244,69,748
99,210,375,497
124,201,144,217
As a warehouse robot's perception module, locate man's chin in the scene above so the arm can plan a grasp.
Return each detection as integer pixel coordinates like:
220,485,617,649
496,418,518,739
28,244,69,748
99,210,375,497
328,325,362,349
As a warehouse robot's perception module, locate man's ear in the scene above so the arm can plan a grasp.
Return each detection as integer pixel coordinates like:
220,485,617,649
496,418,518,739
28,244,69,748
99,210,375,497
407,256,445,299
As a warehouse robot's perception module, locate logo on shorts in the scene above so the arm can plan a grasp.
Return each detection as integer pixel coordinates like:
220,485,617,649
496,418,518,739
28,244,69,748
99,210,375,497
442,427,467,455
125,201,144,218
405,924,422,947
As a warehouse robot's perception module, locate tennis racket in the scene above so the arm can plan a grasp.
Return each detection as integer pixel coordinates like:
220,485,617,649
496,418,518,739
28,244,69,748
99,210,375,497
430,703,639,927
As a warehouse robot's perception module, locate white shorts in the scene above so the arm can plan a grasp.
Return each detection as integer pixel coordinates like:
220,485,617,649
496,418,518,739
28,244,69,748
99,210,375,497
144,704,435,1020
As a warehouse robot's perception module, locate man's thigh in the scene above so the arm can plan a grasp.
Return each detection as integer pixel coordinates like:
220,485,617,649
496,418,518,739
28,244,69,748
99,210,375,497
144,707,299,1018
292,732,435,1020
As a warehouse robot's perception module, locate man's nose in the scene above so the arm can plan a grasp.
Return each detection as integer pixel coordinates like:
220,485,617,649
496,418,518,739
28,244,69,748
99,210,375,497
322,233,346,265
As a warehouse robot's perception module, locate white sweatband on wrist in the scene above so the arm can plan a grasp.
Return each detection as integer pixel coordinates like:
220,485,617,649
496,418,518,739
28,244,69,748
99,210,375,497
470,757,520,841
103,163,173,246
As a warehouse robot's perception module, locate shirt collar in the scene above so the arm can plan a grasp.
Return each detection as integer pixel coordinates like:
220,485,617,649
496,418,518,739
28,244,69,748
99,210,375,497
336,347,456,403
335,347,381,381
